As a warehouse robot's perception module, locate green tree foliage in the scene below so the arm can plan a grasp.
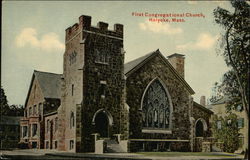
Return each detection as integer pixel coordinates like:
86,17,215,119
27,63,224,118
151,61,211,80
212,114,239,153
0,86,24,116
213,1,249,156
210,70,242,111
0,86,10,115
213,0,250,118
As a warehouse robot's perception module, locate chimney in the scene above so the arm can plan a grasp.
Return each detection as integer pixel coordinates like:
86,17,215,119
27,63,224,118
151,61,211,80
167,53,185,78
200,96,206,106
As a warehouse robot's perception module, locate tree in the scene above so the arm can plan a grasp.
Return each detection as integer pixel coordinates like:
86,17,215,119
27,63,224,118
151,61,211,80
213,0,249,157
212,114,240,153
0,86,24,116
210,70,242,111
0,86,10,116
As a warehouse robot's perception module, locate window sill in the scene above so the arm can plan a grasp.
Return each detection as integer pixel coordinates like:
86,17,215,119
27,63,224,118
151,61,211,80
142,129,172,134
95,61,109,65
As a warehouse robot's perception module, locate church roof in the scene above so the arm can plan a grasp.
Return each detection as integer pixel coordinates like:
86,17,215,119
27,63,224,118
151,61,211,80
193,101,213,114
124,49,195,94
34,70,62,99
124,50,155,74
24,70,62,107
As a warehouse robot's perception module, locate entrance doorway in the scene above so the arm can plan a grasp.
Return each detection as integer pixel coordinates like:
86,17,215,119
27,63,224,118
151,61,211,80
95,111,109,138
195,120,204,137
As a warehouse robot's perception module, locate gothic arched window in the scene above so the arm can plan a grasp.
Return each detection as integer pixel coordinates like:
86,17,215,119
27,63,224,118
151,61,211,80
142,78,172,129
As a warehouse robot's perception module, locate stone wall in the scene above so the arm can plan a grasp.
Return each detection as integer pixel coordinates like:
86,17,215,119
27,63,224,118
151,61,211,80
193,103,212,138
81,19,127,152
126,52,192,152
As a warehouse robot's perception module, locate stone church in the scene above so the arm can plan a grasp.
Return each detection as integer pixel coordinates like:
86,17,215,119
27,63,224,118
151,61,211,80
19,15,213,153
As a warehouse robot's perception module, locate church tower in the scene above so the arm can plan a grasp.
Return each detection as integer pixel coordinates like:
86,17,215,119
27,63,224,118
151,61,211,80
58,15,128,152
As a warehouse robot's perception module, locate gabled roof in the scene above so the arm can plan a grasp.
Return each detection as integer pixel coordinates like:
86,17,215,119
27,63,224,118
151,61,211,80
124,50,155,74
34,70,62,99
124,49,195,95
193,101,213,114
24,70,62,107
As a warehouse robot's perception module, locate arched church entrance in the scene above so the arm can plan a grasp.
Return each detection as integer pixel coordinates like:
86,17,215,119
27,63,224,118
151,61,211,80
195,118,207,137
92,109,113,138
195,120,204,137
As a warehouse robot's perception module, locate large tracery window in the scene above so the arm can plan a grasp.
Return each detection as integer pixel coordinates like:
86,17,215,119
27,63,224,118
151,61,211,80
142,79,172,129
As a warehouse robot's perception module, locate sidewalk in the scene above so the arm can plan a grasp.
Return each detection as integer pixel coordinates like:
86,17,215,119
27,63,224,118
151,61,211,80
1,149,246,160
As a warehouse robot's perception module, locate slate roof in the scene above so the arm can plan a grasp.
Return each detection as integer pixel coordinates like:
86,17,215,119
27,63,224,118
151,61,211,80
124,50,156,74
193,101,213,114
34,70,62,99
124,49,195,94
25,70,62,107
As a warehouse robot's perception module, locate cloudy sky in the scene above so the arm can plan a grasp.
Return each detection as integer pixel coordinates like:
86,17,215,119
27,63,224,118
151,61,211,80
2,1,232,105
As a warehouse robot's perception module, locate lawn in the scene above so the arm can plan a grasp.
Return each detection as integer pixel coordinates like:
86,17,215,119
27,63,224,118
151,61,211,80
137,152,240,157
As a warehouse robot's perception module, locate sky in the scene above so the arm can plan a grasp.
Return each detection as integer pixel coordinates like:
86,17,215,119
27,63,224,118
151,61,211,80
2,1,233,106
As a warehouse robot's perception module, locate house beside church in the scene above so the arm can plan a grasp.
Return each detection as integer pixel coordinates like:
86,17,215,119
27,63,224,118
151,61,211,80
20,15,213,153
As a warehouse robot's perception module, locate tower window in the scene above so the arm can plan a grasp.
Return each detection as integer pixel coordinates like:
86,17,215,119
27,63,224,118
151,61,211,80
95,49,109,64
69,51,77,65
70,140,74,150
70,112,75,129
55,117,58,132
72,84,74,96
99,81,107,98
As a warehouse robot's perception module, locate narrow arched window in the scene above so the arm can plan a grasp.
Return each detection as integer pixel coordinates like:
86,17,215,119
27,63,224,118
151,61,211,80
142,78,172,129
70,112,75,129
55,117,58,132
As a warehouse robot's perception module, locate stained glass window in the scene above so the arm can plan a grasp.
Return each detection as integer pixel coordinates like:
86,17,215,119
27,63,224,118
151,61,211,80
142,79,171,129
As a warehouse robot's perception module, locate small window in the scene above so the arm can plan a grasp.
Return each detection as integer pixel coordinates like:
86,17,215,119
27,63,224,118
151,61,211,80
72,84,74,96
237,118,244,128
99,82,106,98
54,141,58,149
29,107,32,116
237,105,243,112
70,140,74,150
38,103,42,115
69,51,77,65
33,85,36,99
47,120,50,132
217,120,222,130
23,126,28,137
70,112,75,129
24,110,27,117
46,141,49,149
33,105,37,115
55,117,58,132
32,124,38,137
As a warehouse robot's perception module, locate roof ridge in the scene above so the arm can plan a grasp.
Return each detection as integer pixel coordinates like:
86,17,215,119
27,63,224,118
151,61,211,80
125,49,158,65
34,70,62,75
